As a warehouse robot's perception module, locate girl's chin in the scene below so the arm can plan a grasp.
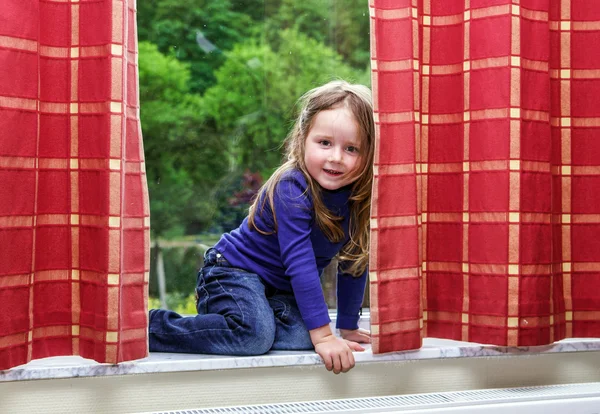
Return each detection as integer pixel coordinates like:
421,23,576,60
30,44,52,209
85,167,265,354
317,179,346,191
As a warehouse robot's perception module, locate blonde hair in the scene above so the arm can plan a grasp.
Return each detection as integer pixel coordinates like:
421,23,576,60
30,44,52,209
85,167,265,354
248,80,375,277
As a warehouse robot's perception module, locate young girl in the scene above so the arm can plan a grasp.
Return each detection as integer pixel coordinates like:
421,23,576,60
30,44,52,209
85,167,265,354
149,80,374,374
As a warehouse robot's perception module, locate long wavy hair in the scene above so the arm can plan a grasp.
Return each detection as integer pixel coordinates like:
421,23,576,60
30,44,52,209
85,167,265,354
248,80,375,277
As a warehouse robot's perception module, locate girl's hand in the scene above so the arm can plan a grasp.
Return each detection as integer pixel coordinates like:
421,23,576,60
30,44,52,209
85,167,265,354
314,335,363,374
310,324,364,374
339,328,371,344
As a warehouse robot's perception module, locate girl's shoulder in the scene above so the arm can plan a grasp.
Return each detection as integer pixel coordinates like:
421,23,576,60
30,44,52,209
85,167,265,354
275,168,313,205
279,168,308,189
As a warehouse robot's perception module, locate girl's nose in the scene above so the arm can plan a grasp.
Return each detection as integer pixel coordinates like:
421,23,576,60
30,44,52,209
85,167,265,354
328,148,343,163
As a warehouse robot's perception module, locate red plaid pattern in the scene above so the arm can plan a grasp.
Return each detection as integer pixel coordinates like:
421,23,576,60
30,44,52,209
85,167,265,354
0,0,149,369
369,0,600,353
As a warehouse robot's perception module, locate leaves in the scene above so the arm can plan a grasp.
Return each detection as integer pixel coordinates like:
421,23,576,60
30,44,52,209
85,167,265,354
143,0,254,93
139,41,229,237
202,28,365,175
137,0,371,237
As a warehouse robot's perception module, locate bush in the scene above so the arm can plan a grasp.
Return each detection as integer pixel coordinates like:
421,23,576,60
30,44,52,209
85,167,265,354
149,244,205,297
149,241,369,311
149,293,197,314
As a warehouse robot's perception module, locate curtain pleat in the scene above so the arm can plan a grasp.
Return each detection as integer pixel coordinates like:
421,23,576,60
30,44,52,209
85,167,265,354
0,0,149,369
369,0,600,353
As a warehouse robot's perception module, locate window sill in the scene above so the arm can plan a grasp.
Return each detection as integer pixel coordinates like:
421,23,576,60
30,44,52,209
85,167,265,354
2,312,600,383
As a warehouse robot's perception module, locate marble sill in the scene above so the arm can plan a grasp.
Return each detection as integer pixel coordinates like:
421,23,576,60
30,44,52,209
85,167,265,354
2,313,600,383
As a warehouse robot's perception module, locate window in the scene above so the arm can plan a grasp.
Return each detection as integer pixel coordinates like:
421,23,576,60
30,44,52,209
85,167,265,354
138,0,371,310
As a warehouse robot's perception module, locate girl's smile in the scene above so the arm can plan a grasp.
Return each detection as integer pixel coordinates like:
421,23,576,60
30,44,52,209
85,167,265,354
304,106,363,190
324,169,342,175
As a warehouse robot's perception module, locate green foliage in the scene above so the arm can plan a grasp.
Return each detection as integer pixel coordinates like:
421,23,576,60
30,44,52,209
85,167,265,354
147,247,369,311
265,0,371,69
138,1,372,302
149,294,198,314
203,29,368,175
208,170,263,233
173,294,198,315
149,244,205,296
138,42,229,237
140,0,255,93
136,0,157,42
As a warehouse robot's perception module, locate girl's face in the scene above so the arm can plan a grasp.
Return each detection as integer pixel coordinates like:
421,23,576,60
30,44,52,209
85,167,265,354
304,106,363,191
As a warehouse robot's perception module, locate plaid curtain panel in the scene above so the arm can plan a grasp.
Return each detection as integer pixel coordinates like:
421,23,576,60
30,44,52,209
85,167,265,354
369,0,600,353
0,0,150,369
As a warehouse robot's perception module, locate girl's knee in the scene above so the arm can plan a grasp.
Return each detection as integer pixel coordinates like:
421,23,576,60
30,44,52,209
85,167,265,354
228,315,276,355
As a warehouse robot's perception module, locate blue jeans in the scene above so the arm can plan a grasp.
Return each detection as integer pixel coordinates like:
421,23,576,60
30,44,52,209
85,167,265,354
148,248,314,355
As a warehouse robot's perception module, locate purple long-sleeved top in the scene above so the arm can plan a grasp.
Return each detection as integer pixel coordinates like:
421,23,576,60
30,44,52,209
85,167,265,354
214,169,367,331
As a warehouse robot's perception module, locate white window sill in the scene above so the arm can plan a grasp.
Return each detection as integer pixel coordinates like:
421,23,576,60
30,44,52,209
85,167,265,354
2,311,600,383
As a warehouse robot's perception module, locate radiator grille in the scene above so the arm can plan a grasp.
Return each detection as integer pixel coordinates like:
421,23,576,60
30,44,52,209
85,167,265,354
144,382,600,414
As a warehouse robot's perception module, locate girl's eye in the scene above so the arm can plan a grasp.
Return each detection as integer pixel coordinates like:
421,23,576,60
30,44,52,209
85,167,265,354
346,146,359,153
319,140,331,146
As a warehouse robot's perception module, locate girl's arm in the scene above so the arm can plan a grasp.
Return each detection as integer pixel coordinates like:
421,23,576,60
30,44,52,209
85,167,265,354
310,265,370,373
337,265,368,320
337,265,371,344
274,176,331,330
274,174,362,373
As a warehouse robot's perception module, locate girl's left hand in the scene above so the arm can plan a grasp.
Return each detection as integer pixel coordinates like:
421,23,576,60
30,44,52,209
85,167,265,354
339,328,371,344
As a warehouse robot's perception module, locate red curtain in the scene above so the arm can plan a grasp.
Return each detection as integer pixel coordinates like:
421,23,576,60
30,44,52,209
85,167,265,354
0,0,149,369
369,0,600,353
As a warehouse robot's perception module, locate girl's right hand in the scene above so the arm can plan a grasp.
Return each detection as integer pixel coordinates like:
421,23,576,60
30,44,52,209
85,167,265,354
310,325,364,374
314,335,363,374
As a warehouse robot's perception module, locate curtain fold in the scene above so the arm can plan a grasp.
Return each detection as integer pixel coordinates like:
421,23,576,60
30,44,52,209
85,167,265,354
369,0,600,353
0,0,149,369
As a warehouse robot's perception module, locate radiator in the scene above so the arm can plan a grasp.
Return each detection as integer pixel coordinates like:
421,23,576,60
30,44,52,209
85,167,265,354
141,382,600,414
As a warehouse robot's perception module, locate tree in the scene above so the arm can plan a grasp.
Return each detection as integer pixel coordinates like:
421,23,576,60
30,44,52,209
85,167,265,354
202,29,369,176
137,0,371,91
139,0,255,93
138,41,229,238
135,0,157,42
230,0,276,22
265,0,371,69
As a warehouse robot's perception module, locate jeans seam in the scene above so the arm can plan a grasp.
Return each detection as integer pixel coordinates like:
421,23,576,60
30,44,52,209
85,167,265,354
270,297,289,320
195,286,209,313
151,327,243,335
202,264,246,328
